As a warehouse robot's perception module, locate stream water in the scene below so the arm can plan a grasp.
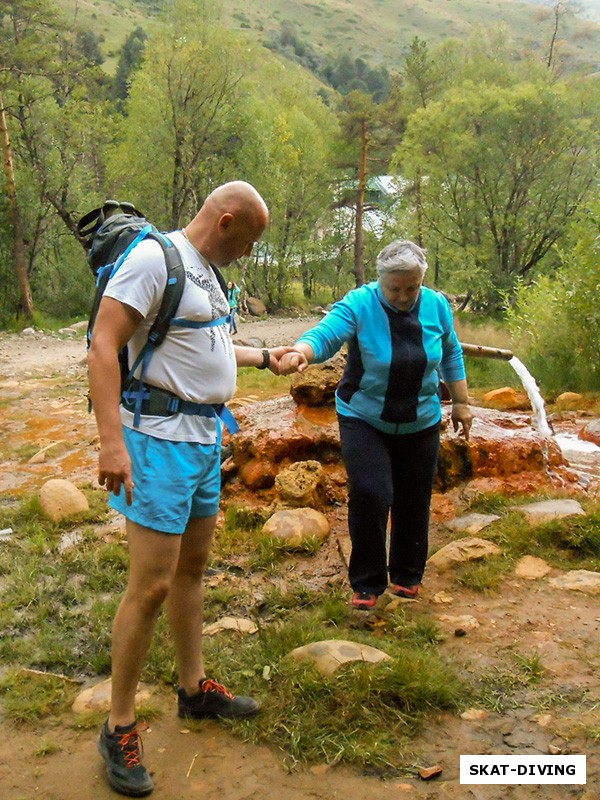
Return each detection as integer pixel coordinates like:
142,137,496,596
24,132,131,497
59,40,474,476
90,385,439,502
509,356,553,437
507,355,600,484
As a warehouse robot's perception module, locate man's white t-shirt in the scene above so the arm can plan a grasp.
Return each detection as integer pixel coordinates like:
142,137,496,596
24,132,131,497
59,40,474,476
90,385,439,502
103,230,236,444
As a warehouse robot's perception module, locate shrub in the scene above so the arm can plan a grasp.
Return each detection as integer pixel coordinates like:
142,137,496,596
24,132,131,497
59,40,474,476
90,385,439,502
507,210,600,392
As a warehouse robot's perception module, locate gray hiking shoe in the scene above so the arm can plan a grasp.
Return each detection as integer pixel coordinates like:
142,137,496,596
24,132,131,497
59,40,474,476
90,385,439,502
98,720,154,797
177,678,260,720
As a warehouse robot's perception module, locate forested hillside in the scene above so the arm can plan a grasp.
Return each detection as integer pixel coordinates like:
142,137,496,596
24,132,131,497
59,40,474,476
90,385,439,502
2,0,600,390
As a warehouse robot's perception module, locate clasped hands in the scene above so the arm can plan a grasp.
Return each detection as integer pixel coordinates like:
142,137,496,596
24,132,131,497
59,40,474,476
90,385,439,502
263,346,310,375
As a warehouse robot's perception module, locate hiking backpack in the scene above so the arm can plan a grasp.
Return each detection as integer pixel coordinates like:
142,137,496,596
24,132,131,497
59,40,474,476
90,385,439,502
78,200,237,432
78,200,186,409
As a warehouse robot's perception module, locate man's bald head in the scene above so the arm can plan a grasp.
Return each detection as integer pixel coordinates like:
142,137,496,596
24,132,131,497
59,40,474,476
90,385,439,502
186,181,269,266
204,181,268,220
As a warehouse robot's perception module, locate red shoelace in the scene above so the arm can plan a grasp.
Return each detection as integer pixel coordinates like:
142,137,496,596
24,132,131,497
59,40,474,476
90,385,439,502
115,724,146,768
202,679,235,699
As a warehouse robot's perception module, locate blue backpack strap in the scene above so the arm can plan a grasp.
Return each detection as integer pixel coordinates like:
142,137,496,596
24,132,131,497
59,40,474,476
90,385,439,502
123,348,155,427
109,224,154,279
218,404,239,434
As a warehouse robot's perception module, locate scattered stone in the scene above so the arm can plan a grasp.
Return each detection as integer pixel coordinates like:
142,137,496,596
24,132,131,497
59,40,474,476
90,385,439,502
462,477,506,502
288,639,391,676
72,678,152,715
432,591,454,604
554,392,583,410
245,297,267,316
548,744,562,755
439,614,480,631
58,531,84,553
417,764,443,780
531,713,554,728
428,537,501,571
444,512,500,535
548,570,600,596
460,708,489,721
512,498,585,524
203,617,258,636
429,491,462,522
39,478,89,522
238,458,276,490
263,507,330,549
482,387,523,409
28,440,67,464
454,628,467,637
515,555,552,580
275,460,325,507
68,320,89,333
0,527,13,541
579,419,600,447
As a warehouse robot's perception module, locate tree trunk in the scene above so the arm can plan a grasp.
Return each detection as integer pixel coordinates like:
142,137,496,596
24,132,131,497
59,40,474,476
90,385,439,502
415,169,425,248
353,120,367,287
1,96,34,320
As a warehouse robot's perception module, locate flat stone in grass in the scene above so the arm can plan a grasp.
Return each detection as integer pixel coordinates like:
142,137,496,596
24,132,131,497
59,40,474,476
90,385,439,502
262,507,330,549
289,639,391,676
515,555,552,579
72,678,153,714
511,498,585,524
444,512,500,535
548,570,600,596
39,478,89,522
427,537,502,572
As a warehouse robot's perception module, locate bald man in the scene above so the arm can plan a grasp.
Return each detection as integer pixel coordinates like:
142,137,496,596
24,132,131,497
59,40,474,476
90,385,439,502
89,182,289,797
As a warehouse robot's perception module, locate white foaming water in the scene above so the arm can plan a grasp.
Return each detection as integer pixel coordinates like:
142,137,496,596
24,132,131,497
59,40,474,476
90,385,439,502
508,356,553,437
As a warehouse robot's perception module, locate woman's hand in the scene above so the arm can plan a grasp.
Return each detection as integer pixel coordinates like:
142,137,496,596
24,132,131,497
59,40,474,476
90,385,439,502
451,402,473,441
276,349,310,375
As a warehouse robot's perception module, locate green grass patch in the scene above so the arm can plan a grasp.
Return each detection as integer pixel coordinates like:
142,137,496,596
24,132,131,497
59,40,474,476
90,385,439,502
482,506,600,572
0,491,121,674
448,496,600,581
453,554,510,593
0,670,81,723
475,649,545,713
197,597,469,770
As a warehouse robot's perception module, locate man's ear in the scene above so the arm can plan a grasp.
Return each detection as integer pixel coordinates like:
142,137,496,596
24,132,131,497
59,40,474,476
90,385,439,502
218,212,234,232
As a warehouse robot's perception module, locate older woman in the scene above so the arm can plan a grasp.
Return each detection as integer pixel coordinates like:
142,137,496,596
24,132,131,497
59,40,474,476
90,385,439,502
282,240,472,610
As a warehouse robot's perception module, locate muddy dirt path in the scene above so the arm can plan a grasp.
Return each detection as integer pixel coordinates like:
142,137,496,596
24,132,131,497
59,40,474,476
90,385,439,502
1,321,599,800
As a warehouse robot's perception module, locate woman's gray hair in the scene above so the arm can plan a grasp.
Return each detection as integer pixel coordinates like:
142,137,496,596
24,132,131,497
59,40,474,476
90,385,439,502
376,239,428,277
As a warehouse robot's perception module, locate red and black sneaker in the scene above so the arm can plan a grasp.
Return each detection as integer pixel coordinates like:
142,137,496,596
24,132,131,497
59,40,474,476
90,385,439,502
178,678,259,720
98,720,153,797
351,591,377,611
391,584,420,599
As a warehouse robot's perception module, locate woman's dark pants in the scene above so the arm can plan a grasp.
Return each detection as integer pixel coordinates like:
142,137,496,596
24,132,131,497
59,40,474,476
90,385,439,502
338,415,441,596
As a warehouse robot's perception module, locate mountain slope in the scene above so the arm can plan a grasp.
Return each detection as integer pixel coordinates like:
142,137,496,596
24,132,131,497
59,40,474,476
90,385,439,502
56,0,600,74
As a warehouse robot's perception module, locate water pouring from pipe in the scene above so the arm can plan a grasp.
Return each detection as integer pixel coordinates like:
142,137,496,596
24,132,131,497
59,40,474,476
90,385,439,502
460,342,552,437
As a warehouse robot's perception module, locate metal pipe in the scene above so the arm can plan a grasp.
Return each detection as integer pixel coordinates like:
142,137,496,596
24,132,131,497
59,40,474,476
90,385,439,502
460,342,514,361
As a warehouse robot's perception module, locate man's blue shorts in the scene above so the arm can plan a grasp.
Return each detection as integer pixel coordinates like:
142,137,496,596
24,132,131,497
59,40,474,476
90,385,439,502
110,426,221,534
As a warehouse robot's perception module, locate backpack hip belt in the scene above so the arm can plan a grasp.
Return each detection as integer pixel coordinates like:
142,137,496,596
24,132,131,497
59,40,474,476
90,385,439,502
121,380,239,434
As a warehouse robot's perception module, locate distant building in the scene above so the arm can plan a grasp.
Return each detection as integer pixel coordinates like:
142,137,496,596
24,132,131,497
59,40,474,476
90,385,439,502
336,175,406,235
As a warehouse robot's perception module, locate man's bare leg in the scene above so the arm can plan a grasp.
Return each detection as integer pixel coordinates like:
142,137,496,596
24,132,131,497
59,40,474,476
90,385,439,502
108,520,182,730
166,514,216,695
